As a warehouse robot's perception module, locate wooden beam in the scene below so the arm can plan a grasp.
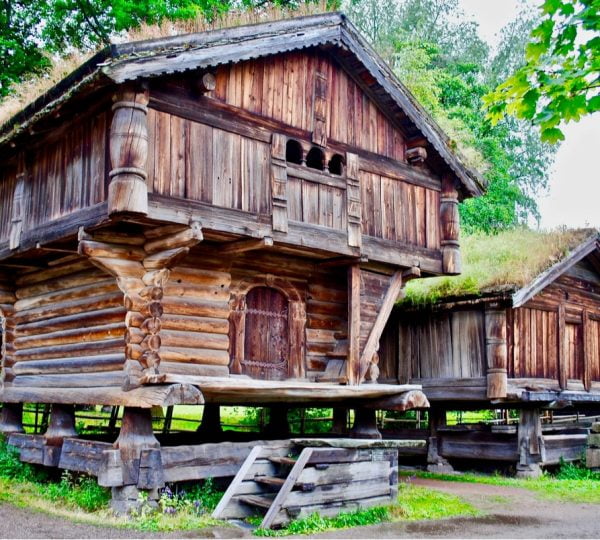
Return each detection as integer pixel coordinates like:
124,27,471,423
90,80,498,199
220,236,273,255
347,264,361,385
0,384,204,407
362,390,429,411
359,271,403,382
318,256,367,269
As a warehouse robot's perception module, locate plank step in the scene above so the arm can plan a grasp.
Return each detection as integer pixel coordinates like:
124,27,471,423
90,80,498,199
238,494,275,509
268,456,297,466
254,475,285,487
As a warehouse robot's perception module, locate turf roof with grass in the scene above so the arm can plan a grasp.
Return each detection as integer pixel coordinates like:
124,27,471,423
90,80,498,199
402,228,599,307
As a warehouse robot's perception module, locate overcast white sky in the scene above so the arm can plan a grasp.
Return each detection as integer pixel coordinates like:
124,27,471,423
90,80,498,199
458,0,599,230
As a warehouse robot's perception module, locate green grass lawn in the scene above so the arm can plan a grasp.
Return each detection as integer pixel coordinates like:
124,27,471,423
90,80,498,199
402,463,600,504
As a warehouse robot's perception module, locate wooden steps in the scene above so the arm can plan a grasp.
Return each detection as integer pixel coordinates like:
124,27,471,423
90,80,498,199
212,441,398,529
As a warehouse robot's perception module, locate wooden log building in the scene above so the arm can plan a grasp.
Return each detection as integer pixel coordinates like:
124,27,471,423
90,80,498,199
0,13,485,514
380,230,600,475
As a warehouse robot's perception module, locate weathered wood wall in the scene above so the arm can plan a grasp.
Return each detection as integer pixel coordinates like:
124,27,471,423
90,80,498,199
6,257,125,388
0,113,108,244
385,309,486,383
510,260,600,386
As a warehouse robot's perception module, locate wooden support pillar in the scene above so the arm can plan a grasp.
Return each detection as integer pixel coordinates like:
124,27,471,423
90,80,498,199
197,404,223,439
426,408,453,473
114,408,160,481
347,264,361,385
43,405,77,467
485,306,508,399
558,303,568,390
516,408,545,478
271,133,288,233
264,407,290,438
0,403,24,434
108,85,149,215
583,309,591,392
346,152,361,248
440,174,461,275
350,408,381,439
331,407,348,436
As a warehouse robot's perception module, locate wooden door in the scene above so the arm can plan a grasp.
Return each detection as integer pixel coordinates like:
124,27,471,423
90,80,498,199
566,322,584,381
242,287,289,380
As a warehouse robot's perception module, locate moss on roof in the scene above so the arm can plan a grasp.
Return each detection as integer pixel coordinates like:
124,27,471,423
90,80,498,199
402,228,598,307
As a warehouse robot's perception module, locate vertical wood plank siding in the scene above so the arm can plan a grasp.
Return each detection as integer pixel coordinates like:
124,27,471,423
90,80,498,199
0,114,108,241
26,113,108,230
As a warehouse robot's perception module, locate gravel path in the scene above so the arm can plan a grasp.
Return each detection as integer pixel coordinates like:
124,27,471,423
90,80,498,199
1,477,599,538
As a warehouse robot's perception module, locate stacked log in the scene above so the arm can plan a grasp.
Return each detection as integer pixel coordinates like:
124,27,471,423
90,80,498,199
10,260,126,388
586,423,600,470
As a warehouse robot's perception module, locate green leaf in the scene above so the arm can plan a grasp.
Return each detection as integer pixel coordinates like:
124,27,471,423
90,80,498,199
542,0,563,15
541,126,566,144
588,95,600,112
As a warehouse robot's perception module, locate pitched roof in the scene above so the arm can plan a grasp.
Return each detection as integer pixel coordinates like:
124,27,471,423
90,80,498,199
0,12,484,197
402,228,600,308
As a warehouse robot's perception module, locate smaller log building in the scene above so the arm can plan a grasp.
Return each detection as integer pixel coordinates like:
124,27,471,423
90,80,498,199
380,230,600,475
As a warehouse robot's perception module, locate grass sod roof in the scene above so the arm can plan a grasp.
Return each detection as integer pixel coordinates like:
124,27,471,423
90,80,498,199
402,228,599,308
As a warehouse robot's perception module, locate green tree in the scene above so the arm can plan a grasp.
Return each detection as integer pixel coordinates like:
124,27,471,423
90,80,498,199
485,0,600,143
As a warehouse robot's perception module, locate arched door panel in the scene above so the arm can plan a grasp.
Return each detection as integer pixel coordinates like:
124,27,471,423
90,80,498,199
242,287,289,380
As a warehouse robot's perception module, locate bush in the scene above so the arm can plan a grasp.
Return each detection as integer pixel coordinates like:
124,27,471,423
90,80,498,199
0,435,45,482
46,471,110,511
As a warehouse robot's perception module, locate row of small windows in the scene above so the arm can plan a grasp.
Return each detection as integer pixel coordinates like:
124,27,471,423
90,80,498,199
285,140,344,176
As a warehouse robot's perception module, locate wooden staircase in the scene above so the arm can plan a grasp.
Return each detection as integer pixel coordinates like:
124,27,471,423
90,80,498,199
212,441,398,529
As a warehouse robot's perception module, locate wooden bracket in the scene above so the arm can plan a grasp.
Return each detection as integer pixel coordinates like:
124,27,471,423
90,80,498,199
220,236,273,255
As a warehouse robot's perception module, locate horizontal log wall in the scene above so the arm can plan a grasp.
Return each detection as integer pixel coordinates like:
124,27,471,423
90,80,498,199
9,257,126,387
159,253,231,375
146,111,271,214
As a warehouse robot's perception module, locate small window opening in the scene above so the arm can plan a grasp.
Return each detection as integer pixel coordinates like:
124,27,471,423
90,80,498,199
328,154,344,175
286,139,303,164
306,147,325,170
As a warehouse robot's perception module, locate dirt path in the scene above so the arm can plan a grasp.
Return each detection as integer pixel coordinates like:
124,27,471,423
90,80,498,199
1,478,599,538
314,477,600,539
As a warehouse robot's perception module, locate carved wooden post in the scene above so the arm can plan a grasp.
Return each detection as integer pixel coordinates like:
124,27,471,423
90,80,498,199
440,174,461,275
229,293,246,375
558,303,568,390
347,264,361,385
9,171,25,250
271,133,288,233
108,85,149,215
346,152,361,248
312,66,328,147
485,305,508,399
289,301,306,379
516,408,545,478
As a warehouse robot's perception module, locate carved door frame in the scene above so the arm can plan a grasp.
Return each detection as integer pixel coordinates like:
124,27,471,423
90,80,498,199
229,274,306,379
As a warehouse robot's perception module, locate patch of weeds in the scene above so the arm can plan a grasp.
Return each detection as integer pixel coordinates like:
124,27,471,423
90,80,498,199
0,435,46,482
254,507,390,537
390,484,479,521
555,458,600,481
45,471,110,511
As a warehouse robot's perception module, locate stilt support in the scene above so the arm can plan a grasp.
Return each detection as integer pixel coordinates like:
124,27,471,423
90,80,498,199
0,403,24,434
516,408,544,478
197,404,223,440
43,405,77,467
350,408,381,439
264,407,290,438
426,408,453,473
332,407,348,436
